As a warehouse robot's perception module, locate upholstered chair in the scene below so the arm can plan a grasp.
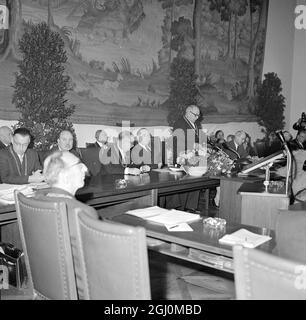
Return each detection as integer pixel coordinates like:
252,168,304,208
275,208,306,264
14,191,77,300
71,208,151,299
233,245,306,300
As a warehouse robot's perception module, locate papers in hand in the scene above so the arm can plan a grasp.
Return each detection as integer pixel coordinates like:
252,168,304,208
0,184,34,204
126,206,200,230
219,228,271,248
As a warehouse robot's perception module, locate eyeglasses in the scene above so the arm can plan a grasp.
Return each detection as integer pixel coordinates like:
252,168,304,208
190,111,200,117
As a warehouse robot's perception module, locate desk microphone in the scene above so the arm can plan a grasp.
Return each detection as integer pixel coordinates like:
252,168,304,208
275,130,286,145
275,130,292,196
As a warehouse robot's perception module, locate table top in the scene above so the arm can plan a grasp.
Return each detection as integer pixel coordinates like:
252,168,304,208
76,170,220,203
0,170,220,220
112,214,276,258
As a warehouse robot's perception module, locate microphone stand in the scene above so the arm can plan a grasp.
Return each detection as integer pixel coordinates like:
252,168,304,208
276,131,292,197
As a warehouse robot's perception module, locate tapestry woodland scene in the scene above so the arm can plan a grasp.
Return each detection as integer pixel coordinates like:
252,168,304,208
0,0,269,126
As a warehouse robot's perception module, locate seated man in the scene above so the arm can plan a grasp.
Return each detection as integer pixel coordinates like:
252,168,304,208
87,129,109,149
0,128,43,184
0,126,13,149
35,150,98,300
131,128,163,170
223,130,249,160
36,150,98,219
99,130,141,175
41,130,81,163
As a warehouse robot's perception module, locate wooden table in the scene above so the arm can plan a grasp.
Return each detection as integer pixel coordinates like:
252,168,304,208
112,213,276,274
0,170,220,247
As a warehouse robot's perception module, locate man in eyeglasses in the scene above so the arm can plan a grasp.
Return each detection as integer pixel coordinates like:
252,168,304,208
36,150,98,218
168,105,202,212
173,105,201,145
0,127,43,184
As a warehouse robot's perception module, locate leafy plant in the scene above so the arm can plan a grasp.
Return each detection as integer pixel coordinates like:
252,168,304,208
254,72,285,138
12,22,75,150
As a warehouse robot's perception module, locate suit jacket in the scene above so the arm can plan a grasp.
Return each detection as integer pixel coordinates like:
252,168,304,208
172,116,201,164
99,143,136,175
131,138,162,169
223,140,249,160
40,147,81,164
0,141,8,149
0,146,42,184
289,139,306,151
86,142,100,148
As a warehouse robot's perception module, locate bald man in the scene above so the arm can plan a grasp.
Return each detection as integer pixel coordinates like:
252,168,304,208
0,126,13,149
168,105,202,212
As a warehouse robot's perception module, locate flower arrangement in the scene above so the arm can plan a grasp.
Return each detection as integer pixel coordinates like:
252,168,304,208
176,144,207,167
206,149,235,175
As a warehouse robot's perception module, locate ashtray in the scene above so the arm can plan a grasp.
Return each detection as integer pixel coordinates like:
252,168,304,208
203,217,226,229
115,179,127,189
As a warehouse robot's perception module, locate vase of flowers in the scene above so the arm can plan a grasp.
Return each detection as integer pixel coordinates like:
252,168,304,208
176,144,208,176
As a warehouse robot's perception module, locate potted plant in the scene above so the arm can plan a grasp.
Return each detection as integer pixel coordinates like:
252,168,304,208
254,72,286,156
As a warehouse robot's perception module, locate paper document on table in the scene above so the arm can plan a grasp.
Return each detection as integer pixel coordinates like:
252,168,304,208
145,208,200,226
0,184,34,204
219,229,271,248
126,206,200,227
126,206,170,219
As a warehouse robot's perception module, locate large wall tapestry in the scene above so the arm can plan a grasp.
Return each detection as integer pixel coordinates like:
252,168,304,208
0,0,269,126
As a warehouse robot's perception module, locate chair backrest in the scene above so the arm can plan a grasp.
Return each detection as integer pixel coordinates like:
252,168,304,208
275,209,306,264
233,245,306,300
14,191,77,300
71,208,151,299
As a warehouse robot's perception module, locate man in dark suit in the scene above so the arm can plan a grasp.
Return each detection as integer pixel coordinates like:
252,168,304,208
86,129,109,149
172,105,201,159
0,126,12,149
131,128,163,170
290,130,306,151
170,105,202,212
99,130,141,175
0,128,43,184
223,130,249,160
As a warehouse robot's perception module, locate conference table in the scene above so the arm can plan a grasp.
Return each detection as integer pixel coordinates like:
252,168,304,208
112,213,276,274
0,169,220,246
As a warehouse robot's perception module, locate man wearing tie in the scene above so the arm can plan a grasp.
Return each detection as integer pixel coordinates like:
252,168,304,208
0,128,43,184
99,130,141,175
223,130,249,160
131,128,162,170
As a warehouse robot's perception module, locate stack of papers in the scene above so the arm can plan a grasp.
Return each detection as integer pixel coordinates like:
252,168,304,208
0,184,34,204
219,229,271,248
126,206,200,231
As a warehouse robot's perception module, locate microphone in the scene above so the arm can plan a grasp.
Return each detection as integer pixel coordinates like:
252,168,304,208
221,142,240,159
275,130,286,144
